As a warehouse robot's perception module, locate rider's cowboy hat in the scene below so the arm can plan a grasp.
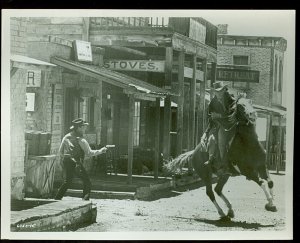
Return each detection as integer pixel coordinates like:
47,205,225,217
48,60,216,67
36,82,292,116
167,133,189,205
70,118,89,130
212,81,228,92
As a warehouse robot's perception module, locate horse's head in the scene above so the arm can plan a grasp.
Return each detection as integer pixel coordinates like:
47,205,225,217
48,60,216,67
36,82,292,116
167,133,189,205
235,94,257,125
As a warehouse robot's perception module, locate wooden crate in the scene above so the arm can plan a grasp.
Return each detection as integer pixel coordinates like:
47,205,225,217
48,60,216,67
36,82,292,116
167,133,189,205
25,155,57,198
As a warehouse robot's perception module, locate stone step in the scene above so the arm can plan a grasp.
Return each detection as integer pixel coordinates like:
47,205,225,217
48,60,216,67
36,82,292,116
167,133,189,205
66,189,136,200
11,199,96,232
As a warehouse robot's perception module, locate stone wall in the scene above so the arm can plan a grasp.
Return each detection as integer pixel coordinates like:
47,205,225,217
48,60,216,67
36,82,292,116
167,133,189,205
10,17,29,200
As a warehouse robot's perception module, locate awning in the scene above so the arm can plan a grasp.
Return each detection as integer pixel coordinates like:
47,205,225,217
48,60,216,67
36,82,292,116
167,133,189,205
254,104,286,116
51,57,175,99
160,100,178,107
11,54,56,66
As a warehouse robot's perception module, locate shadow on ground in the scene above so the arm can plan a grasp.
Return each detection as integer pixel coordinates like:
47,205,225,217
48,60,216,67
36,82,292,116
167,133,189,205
270,172,285,176
141,180,208,201
141,177,219,202
173,216,275,229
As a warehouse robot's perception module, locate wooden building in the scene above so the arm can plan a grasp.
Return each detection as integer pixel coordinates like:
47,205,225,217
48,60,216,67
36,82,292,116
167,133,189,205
23,17,218,185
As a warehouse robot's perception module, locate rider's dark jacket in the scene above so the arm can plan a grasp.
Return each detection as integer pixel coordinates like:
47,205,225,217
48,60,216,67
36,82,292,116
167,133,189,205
204,91,236,137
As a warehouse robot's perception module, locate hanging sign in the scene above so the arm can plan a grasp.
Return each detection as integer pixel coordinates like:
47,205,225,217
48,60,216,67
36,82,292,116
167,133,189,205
73,40,93,62
26,70,41,87
104,60,165,73
216,68,260,83
26,93,35,112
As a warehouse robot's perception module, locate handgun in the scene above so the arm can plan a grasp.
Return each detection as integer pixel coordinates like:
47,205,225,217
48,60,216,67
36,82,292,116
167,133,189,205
106,145,115,148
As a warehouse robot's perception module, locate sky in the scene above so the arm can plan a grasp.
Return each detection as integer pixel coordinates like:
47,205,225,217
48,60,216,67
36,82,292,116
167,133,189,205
193,10,295,107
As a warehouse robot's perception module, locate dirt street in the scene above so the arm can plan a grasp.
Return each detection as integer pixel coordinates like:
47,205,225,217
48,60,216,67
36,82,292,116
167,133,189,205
76,173,287,234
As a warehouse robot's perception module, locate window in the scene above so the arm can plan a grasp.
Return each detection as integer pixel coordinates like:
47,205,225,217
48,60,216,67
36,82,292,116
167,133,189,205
233,55,249,66
274,55,278,91
133,101,140,146
79,97,95,130
278,59,283,92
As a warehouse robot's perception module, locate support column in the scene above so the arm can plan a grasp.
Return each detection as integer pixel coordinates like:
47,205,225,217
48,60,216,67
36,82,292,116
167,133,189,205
265,113,271,165
197,58,207,143
277,115,283,173
96,81,102,144
154,98,160,180
176,50,184,156
127,94,134,184
268,113,274,168
189,55,197,149
162,47,173,159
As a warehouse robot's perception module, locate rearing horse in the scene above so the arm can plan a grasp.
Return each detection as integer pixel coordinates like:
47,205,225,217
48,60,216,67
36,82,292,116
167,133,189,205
164,95,277,221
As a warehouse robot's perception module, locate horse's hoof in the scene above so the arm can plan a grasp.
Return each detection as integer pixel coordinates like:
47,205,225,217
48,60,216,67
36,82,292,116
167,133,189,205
265,204,277,212
227,209,235,218
219,215,231,222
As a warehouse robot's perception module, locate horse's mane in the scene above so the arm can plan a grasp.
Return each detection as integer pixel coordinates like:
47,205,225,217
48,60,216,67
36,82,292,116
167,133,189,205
227,93,250,125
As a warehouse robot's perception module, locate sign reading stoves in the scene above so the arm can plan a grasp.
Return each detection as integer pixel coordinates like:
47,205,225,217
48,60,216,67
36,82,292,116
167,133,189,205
104,60,165,73
216,68,260,83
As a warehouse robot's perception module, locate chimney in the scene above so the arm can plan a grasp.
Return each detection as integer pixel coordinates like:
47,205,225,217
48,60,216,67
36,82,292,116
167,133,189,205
217,24,228,35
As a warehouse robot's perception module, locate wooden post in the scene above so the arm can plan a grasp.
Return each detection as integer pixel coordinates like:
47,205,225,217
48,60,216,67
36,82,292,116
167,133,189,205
96,81,102,145
162,47,173,159
277,115,282,173
189,55,197,149
176,50,184,156
127,95,134,184
203,60,209,133
154,98,160,180
265,113,271,166
163,96,171,159
268,113,274,168
210,62,217,97
197,58,207,141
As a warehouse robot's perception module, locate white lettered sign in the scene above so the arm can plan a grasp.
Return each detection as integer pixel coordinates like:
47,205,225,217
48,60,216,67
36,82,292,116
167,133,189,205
104,60,165,73
26,70,41,87
26,93,35,112
73,40,93,62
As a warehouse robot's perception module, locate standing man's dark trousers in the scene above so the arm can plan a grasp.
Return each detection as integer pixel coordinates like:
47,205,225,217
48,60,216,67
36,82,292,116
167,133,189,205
55,158,91,200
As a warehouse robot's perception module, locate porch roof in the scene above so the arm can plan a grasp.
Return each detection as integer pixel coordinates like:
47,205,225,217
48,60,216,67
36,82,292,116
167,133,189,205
51,57,175,99
253,104,286,116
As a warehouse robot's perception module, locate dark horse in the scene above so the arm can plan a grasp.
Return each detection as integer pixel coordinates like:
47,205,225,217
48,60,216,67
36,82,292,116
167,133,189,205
165,95,276,221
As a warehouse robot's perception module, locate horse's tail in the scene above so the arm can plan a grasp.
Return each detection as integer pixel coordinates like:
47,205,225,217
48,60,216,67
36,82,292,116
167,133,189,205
163,150,194,174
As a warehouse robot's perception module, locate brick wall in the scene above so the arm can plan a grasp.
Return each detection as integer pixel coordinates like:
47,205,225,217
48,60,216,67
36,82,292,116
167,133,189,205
27,17,84,42
11,68,27,200
11,17,28,55
217,45,272,106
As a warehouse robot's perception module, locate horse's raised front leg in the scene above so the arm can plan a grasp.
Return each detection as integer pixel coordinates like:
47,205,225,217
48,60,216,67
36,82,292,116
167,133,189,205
260,179,277,212
214,173,234,218
257,165,277,212
247,170,277,212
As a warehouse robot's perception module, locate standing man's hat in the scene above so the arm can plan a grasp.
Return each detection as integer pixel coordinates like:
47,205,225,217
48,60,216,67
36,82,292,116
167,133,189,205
213,81,228,92
70,118,89,130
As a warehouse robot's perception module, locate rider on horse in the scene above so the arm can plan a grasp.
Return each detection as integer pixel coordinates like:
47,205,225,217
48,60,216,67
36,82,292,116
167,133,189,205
200,81,236,175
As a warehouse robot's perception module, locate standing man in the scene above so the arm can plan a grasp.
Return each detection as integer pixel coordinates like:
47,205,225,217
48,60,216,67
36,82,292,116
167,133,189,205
54,118,108,200
200,81,236,174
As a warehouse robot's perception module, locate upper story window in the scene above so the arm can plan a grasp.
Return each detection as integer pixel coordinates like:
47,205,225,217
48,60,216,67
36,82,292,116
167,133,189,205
274,55,278,91
233,55,249,66
278,59,283,92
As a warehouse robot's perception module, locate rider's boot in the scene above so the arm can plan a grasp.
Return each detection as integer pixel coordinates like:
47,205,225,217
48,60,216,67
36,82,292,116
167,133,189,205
204,154,216,170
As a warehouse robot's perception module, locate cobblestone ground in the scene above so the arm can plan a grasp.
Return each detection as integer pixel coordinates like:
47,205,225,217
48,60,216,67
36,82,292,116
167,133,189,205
76,173,290,237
